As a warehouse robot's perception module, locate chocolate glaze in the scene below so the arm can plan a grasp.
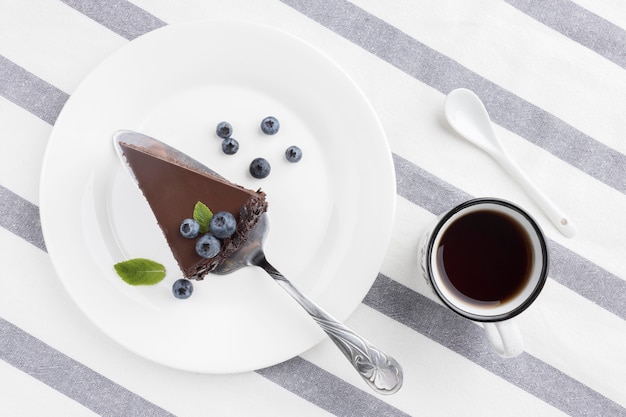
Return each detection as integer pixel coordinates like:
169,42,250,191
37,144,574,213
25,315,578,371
119,142,268,280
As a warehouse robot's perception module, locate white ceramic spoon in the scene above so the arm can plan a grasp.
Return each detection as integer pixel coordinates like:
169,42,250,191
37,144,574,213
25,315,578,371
444,88,576,238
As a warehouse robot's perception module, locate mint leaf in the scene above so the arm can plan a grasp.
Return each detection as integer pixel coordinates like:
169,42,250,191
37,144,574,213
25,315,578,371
114,258,166,286
193,201,213,233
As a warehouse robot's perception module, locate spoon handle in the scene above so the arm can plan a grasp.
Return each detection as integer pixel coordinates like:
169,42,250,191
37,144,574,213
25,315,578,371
498,153,577,238
259,258,403,395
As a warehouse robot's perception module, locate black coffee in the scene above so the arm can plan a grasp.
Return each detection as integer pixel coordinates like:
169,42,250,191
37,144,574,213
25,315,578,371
436,209,532,306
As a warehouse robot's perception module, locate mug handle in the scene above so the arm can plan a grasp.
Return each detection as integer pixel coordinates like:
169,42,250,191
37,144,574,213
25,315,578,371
483,320,524,358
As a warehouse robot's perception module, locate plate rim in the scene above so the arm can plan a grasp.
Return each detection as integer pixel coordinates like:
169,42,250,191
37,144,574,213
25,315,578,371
39,19,396,374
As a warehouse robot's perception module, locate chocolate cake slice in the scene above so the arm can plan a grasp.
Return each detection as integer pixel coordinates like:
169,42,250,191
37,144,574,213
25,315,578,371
114,131,268,280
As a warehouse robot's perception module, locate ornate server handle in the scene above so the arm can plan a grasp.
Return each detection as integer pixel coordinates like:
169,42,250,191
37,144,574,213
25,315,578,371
260,258,403,395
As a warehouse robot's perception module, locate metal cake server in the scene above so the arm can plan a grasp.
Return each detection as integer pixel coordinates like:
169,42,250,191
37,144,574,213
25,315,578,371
113,130,403,395
214,213,403,395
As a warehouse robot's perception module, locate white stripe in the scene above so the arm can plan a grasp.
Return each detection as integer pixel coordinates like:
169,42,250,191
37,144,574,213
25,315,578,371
130,0,304,27
350,0,626,156
523,279,626,407
0,0,125,93
0,98,50,204
302,305,570,416
0,361,98,417
571,0,626,29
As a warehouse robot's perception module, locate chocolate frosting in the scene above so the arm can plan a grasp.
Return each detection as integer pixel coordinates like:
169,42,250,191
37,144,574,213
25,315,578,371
119,142,268,280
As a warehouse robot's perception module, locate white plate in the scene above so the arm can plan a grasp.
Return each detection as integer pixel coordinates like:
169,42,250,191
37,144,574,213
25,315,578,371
40,21,395,373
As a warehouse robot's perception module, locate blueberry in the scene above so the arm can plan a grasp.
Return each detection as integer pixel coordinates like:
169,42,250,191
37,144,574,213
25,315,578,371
249,157,271,179
180,218,200,239
216,121,233,139
195,234,221,258
285,145,302,163
172,279,193,299
209,211,237,238
260,116,280,135
221,138,239,155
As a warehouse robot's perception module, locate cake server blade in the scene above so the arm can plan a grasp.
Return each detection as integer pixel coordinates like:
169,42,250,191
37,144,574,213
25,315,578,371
112,129,224,181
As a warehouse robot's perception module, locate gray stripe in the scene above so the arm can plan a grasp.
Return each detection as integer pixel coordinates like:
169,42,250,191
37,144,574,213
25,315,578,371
0,55,68,125
393,153,472,214
0,185,46,251
59,0,166,41
505,0,626,69
364,274,626,417
257,357,410,417
0,318,175,417
281,0,626,196
393,153,626,321
548,242,626,320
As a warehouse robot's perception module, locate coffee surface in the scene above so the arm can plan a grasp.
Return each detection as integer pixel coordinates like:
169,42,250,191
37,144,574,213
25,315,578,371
436,210,532,306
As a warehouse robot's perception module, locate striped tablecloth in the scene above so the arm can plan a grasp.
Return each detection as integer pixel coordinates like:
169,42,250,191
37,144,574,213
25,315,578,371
2,1,626,416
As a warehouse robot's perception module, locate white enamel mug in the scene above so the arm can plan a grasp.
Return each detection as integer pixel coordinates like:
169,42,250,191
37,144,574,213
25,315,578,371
418,198,549,358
